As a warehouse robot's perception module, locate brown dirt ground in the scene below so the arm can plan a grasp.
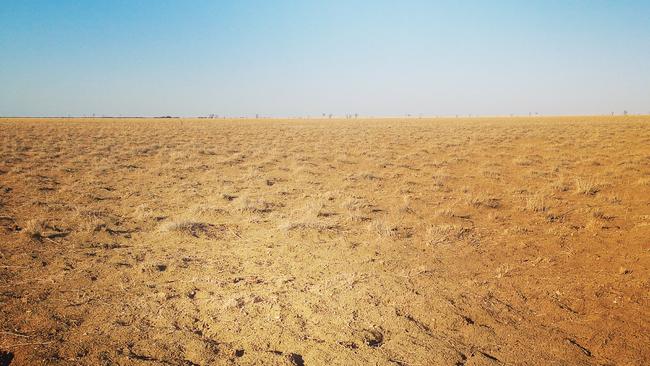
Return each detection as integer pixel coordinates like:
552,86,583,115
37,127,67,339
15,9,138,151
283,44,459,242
1,116,649,365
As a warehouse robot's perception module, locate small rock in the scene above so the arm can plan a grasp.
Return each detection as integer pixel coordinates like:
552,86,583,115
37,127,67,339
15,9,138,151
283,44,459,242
287,353,304,366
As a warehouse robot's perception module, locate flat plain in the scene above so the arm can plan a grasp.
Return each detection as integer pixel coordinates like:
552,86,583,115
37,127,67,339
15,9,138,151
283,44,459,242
1,116,649,365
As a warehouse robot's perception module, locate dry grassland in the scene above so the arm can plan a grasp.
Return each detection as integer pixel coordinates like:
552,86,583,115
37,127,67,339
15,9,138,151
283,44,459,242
1,116,649,365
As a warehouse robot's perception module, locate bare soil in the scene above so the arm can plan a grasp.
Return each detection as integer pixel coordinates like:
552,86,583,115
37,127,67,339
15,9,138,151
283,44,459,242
1,117,649,365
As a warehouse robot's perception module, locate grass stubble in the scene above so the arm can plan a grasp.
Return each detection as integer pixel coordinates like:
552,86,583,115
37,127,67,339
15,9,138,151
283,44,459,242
0,116,649,365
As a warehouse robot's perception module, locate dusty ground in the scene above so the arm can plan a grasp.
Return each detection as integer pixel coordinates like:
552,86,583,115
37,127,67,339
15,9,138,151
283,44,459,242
0,116,649,365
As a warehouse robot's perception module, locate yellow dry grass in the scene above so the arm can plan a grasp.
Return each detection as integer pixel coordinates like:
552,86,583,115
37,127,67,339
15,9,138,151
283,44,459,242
0,116,649,365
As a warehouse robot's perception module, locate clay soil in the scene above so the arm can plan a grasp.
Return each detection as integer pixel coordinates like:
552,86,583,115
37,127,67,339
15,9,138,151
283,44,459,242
1,116,649,365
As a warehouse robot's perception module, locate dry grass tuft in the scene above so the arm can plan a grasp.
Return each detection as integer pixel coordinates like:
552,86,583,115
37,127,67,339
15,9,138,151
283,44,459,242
236,196,276,213
341,196,370,222
467,194,501,209
368,216,412,239
368,218,398,238
160,219,232,238
635,177,650,186
191,204,228,216
551,178,571,192
526,195,549,212
426,223,473,244
23,219,46,240
592,210,615,221
513,157,534,166
22,219,70,241
279,200,339,231
575,178,601,195
399,195,414,213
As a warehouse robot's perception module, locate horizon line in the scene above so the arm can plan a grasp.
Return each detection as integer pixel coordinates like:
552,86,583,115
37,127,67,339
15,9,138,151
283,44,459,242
1,113,648,120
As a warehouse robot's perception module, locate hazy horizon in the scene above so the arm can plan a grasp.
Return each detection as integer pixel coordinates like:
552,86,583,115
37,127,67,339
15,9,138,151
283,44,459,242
2,0,649,117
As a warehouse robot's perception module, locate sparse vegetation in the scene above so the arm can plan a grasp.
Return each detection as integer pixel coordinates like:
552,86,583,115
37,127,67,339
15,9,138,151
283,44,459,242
2,116,649,365
526,194,549,212
575,178,601,195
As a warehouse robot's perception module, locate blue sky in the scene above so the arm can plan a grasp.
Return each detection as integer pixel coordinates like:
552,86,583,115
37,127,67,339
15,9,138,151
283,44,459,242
1,0,649,117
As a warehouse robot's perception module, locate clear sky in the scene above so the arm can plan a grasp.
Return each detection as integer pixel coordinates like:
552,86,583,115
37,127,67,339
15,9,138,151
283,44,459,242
1,0,649,117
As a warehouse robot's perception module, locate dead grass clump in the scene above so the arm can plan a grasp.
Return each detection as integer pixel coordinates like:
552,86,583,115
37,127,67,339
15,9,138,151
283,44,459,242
433,207,471,219
191,204,228,216
279,201,339,231
368,216,412,239
606,195,622,204
593,210,615,221
575,178,601,195
133,204,157,220
23,219,46,241
160,219,231,238
348,172,382,181
236,196,276,213
426,224,472,244
525,195,549,212
341,196,369,211
399,195,414,214
341,196,370,222
483,169,501,180
221,193,237,201
431,174,449,188
551,178,571,192
279,218,338,232
635,177,650,186
513,157,534,166
368,218,398,238
73,208,110,232
22,219,70,241
360,172,381,180
434,208,455,218
545,212,565,223
467,194,501,209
